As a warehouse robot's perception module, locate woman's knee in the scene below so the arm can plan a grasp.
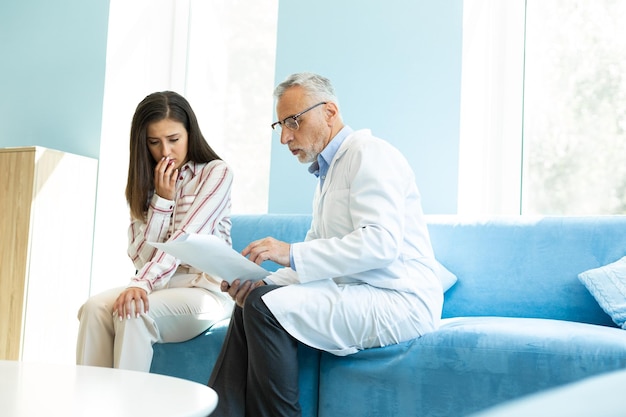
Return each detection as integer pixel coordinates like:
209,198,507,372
78,288,121,320
78,297,106,319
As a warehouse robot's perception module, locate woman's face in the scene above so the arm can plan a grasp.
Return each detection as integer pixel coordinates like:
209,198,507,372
146,118,189,170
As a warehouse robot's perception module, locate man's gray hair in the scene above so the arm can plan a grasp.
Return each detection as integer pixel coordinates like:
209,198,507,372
273,72,340,109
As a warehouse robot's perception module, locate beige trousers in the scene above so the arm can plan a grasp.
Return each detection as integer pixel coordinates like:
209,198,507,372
76,271,233,372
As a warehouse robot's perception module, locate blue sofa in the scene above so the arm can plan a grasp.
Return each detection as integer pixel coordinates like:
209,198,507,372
150,214,626,416
468,366,626,417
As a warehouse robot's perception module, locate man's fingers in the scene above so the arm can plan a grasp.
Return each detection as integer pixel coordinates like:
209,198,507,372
235,281,253,306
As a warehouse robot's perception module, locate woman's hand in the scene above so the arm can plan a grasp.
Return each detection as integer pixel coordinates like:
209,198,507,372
113,287,149,320
154,156,178,200
221,279,266,308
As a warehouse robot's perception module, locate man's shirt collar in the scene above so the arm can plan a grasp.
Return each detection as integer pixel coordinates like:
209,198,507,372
308,125,354,177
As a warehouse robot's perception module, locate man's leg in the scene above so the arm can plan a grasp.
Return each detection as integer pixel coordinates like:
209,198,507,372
208,303,247,417
245,285,301,417
208,285,301,417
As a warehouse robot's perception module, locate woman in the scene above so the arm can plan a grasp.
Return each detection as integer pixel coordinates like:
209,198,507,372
76,91,234,371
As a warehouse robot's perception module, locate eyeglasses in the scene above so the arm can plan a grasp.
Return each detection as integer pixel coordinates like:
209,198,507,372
271,102,327,131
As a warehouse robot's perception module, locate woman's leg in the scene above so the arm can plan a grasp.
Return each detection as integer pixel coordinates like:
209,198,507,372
76,287,125,367
113,284,233,371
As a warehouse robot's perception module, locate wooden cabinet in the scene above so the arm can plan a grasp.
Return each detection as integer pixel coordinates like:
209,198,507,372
0,147,97,363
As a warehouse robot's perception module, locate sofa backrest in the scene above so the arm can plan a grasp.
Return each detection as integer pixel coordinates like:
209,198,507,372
231,214,313,272
231,214,626,327
429,215,626,327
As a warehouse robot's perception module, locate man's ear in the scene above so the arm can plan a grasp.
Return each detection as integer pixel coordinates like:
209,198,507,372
324,102,340,125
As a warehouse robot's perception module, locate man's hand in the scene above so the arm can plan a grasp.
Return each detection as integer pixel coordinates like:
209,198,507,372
242,237,291,267
221,279,266,308
113,287,149,320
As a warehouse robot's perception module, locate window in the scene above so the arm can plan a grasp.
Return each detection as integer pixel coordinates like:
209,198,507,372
522,0,626,214
459,0,626,215
91,0,278,293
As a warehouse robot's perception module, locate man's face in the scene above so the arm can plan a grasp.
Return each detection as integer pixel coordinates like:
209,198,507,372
275,86,329,164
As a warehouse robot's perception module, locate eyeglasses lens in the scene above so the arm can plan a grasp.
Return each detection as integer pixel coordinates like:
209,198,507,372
284,118,299,130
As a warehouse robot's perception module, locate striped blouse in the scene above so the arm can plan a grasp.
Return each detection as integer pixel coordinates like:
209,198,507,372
127,159,233,293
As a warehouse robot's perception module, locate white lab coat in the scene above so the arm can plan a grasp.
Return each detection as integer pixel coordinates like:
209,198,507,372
262,129,443,356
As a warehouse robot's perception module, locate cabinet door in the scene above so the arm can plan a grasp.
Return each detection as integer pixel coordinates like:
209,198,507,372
0,147,97,363
0,148,36,360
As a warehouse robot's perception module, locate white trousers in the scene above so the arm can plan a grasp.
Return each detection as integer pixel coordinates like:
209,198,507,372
76,271,233,372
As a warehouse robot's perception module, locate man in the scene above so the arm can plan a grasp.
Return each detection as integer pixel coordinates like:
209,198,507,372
208,72,443,417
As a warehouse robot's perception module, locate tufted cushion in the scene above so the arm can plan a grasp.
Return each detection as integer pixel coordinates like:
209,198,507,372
578,256,626,329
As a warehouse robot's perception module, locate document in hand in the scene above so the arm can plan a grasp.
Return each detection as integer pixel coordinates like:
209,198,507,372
149,234,269,284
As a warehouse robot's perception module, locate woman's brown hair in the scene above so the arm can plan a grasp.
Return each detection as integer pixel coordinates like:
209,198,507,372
125,91,221,220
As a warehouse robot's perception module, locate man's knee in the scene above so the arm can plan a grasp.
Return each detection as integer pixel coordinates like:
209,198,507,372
243,285,279,324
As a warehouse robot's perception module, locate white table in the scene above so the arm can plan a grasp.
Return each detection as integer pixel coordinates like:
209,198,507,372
0,360,218,417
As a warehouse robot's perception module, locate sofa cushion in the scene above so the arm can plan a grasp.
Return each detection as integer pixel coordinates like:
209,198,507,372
436,259,457,292
468,367,626,417
317,316,626,417
150,319,230,383
578,255,626,329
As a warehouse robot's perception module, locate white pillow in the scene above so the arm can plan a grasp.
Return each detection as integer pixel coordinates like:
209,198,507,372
435,259,458,293
578,256,626,329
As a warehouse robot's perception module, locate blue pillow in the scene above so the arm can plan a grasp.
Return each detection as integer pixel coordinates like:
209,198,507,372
578,256,626,329
436,260,458,293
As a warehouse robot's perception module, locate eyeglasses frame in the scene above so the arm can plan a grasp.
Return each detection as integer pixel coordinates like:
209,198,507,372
271,101,327,131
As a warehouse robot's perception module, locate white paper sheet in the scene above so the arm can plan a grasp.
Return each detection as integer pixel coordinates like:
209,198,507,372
149,234,269,283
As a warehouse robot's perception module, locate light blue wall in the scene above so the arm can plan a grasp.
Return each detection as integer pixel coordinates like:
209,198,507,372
0,0,109,159
269,0,463,215
0,0,462,214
